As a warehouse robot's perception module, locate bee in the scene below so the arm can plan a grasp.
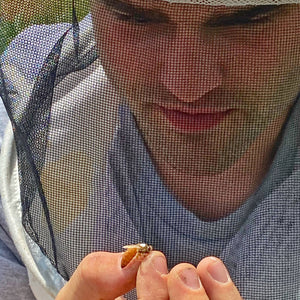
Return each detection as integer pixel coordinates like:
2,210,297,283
121,243,153,268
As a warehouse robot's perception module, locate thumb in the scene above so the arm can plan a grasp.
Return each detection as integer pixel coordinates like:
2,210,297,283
197,257,243,300
56,251,141,300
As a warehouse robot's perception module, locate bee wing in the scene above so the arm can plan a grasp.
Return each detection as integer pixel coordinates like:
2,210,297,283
123,244,140,250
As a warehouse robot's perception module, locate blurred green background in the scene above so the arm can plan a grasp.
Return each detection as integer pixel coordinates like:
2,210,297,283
0,0,90,53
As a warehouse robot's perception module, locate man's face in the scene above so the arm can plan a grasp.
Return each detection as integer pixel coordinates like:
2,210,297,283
91,1,300,176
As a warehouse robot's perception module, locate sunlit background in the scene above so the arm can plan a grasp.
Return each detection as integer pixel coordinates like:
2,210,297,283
0,0,90,53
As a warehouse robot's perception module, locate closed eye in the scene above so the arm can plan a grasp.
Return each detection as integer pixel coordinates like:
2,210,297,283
112,10,157,24
207,13,272,27
206,5,282,27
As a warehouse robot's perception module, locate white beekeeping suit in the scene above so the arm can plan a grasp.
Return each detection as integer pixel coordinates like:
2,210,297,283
0,0,300,299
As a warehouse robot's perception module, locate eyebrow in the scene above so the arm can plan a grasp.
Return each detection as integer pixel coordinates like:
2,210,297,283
99,0,282,26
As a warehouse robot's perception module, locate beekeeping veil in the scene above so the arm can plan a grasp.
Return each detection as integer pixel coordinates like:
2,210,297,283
0,0,300,299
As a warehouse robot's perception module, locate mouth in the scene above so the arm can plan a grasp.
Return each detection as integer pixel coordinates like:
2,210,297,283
157,105,232,133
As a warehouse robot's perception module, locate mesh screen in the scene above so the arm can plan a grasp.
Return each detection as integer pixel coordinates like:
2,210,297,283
1,0,300,299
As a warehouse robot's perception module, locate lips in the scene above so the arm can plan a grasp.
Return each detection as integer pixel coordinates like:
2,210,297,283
157,105,232,133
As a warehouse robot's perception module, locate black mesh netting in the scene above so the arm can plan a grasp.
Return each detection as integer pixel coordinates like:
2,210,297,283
0,1,300,299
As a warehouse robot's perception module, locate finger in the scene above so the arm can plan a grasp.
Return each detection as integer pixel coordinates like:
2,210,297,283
136,251,169,300
197,257,243,300
56,251,142,300
167,263,209,300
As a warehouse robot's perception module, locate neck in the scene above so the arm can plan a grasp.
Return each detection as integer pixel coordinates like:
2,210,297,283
155,115,287,221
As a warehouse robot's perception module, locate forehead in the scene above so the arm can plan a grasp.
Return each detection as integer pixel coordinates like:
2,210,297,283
104,0,279,13
100,0,298,23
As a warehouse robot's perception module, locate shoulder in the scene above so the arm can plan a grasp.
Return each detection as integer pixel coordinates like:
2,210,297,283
0,99,9,148
1,23,71,83
0,199,35,299
1,14,96,88
0,239,35,299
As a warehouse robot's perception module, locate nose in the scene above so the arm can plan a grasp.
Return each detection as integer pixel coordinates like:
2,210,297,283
161,29,223,103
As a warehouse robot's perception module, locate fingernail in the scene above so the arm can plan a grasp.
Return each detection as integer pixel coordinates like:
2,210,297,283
151,255,168,274
207,260,230,284
178,268,201,289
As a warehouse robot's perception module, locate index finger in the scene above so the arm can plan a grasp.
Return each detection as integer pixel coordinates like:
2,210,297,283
56,251,142,300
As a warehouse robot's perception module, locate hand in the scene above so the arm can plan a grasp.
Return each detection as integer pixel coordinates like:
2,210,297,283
55,250,242,300
55,251,141,300
137,251,243,300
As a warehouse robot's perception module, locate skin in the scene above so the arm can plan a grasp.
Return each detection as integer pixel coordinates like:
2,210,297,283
91,1,300,219
91,1,300,175
56,251,242,299
57,1,300,298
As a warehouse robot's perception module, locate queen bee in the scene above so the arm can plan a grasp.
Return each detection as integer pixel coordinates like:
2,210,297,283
121,243,153,268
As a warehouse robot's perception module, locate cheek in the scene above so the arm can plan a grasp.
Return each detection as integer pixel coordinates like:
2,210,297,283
224,26,300,99
226,40,280,90
93,15,160,87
